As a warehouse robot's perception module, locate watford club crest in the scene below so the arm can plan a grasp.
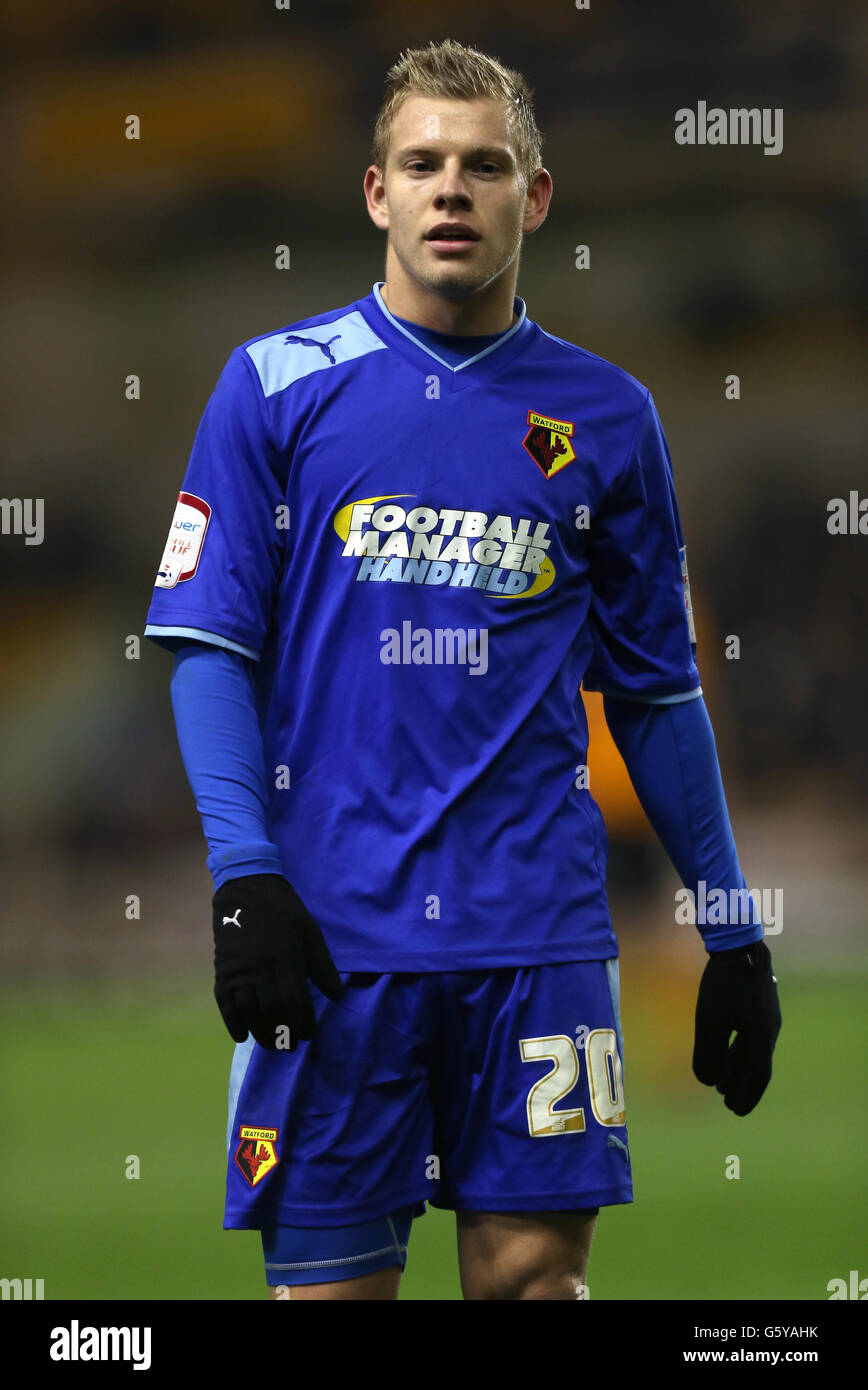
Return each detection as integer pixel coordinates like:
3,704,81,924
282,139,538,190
234,1126,280,1187
522,410,576,479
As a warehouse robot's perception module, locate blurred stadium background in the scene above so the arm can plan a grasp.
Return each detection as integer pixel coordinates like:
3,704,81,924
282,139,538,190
0,0,865,1299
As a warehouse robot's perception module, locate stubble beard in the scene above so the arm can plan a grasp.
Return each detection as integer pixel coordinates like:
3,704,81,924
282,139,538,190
392,223,523,304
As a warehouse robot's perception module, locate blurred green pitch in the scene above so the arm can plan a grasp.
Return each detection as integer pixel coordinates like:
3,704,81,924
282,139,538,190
1,970,863,1300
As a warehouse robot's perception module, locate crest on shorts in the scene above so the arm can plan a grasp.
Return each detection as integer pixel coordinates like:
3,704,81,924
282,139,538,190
522,411,576,479
234,1125,280,1187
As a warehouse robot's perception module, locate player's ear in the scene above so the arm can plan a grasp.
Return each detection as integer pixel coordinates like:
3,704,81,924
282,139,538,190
523,167,553,235
364,165,390,230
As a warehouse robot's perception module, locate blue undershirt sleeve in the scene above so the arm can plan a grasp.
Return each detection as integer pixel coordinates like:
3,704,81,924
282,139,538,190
169,642,284,891
602,692,764,952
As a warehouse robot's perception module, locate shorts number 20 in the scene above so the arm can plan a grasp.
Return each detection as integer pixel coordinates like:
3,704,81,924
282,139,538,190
519,1031,626,1136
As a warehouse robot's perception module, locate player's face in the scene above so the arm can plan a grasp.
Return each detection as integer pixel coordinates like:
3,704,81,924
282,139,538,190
367,95,548,301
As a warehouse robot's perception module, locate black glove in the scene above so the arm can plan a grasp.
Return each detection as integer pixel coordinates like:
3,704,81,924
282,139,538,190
693,939,781,1115
212,873,344,1050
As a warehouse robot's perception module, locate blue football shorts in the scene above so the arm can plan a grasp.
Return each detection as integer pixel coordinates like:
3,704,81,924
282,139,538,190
223,960,632,1286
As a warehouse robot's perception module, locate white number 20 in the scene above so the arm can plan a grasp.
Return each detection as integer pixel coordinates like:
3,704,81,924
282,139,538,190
519,1031,625,1137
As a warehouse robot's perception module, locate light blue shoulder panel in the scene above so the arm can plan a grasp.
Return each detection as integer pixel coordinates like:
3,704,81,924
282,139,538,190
245,311,387,397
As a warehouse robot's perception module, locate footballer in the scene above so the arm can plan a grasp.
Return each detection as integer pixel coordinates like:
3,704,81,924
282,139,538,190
145,40,781,1300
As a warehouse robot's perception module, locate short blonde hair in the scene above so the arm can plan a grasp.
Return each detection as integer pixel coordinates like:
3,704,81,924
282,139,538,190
371,38,543,186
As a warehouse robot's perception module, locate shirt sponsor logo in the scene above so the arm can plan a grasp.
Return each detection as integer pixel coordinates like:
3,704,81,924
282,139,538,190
333,495,556,598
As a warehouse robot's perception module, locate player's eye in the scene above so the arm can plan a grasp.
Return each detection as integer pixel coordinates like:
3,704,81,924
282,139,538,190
406,160,433,173
475,162,501,175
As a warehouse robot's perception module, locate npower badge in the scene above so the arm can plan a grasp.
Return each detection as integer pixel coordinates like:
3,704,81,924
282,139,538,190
155,490,211,588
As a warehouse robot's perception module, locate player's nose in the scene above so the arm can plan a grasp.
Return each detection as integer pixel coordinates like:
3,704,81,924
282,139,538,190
433,184,472,211
433,160,472,208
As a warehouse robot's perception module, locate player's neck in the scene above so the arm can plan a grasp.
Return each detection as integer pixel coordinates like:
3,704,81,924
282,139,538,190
379,264,517,337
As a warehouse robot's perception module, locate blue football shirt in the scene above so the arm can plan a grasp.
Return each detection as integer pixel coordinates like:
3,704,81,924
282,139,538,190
145,283,700,970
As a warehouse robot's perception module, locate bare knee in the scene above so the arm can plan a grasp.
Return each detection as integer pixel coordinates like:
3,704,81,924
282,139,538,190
490,1240,590,1300
514,1268,589,1300
458,1211,596,1301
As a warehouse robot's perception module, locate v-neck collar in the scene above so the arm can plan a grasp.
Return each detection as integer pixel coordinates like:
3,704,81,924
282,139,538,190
361,282,534,386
